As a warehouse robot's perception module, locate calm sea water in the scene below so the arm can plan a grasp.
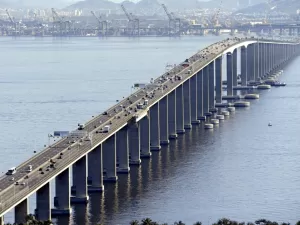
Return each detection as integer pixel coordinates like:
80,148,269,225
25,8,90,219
1,36,300,225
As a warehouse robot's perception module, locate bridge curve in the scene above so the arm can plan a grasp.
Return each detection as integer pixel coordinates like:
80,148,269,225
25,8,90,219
0,37,299,224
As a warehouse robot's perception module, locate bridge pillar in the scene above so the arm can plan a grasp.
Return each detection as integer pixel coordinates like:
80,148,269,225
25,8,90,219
209,60,215,111
255,43,260,80
36,182,51,221
168,90,177,139
279,28,283,36
0,216,3,225
140,114,151,157
232,49,238,89
53,168,72,214
150,102,161,150
215,56,222,103
159,96,169,144
226,53,233,96
116,128,130,172
183,79,192,129
103,134,118,182
248,44,255,82
259,42,264,79
289,28,292,36
15,198,28,224
176,84,185,134
190,74,200,124
203,65,210,116
72,155,89,202
129,123,141,164
197,70,204,120
241,46,247,86
88,146,104,190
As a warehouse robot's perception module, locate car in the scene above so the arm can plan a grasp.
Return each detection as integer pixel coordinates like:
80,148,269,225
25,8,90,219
10,177,15,181
21,182,25,186
15,181,19,185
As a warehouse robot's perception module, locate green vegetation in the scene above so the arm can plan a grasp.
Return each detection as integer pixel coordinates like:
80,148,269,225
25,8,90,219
5,217,300,225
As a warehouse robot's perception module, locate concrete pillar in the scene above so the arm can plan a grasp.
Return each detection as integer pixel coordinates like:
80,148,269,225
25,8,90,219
232,49,238,87
183,79,192,129
0,216,3,225
140,115,151,157
247,44,255,82
116,128,130,172
15,198,28,224
54,168,71,214
254,43,260,81
168,90,177,139
215,56,222,103
190,74,199,124
226,53,233,96
150,103,161,150
209,60,215,111
176,84,185,134
259,42,264,79
128,123,141,164
36,182,51,221
159,96,169,144
88,146,104,190
203,65,210,116
103,134,118,182
241,46,247,86
197,70,204,120
72,155,88,202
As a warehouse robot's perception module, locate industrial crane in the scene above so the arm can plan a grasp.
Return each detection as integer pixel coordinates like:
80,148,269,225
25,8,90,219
91,11,108,36
161,4,181,36
5,9,18,36
120,4,139,37
51,8,72,36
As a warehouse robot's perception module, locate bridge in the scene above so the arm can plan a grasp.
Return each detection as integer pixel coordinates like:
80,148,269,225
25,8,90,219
0,37,299,224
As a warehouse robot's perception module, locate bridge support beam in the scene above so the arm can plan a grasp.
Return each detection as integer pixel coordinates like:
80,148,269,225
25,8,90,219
150,103,161,150
190,74,199,124
103,134,118,182
88,146,105,190
255,43,260,81
232,49,238,89
159,96,169,144
15,198,28,224
226,53,233,96
209,61,215,111
53,168,71,214
176,84,185,134
241,46,247,86
197,70,204,120
168,90,177,139
72,155,89,202
129,123,141,164
215,56,222,103
183,79,192,129
36,182,51,221
203,66,210,116
117,128,130,172
140,115,151,157
247,44,255,82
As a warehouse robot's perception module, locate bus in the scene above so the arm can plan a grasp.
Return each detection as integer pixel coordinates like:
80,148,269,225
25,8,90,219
6,167,17,175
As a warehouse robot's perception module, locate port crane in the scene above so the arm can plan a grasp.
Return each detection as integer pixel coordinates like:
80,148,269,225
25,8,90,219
5,9,18,36
51,8,73,36
161,4,181,36
91,11,108,36
121,4,139,36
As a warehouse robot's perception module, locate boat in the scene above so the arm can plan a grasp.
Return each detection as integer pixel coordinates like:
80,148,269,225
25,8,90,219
268,122,272,126
272,81,286,87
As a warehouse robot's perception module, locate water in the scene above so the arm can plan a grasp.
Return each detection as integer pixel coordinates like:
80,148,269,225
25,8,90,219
1,36,300,225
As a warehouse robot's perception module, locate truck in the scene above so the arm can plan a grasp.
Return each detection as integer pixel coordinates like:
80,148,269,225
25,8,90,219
78,123,85,130
103,125,110,133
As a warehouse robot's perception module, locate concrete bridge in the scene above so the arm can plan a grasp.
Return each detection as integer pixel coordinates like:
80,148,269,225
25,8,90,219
0,37,299,224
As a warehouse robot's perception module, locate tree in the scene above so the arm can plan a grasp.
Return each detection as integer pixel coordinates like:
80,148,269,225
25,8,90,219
130,220,140,225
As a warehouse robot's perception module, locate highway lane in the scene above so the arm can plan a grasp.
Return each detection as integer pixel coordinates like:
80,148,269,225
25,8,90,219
0,37,274,216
